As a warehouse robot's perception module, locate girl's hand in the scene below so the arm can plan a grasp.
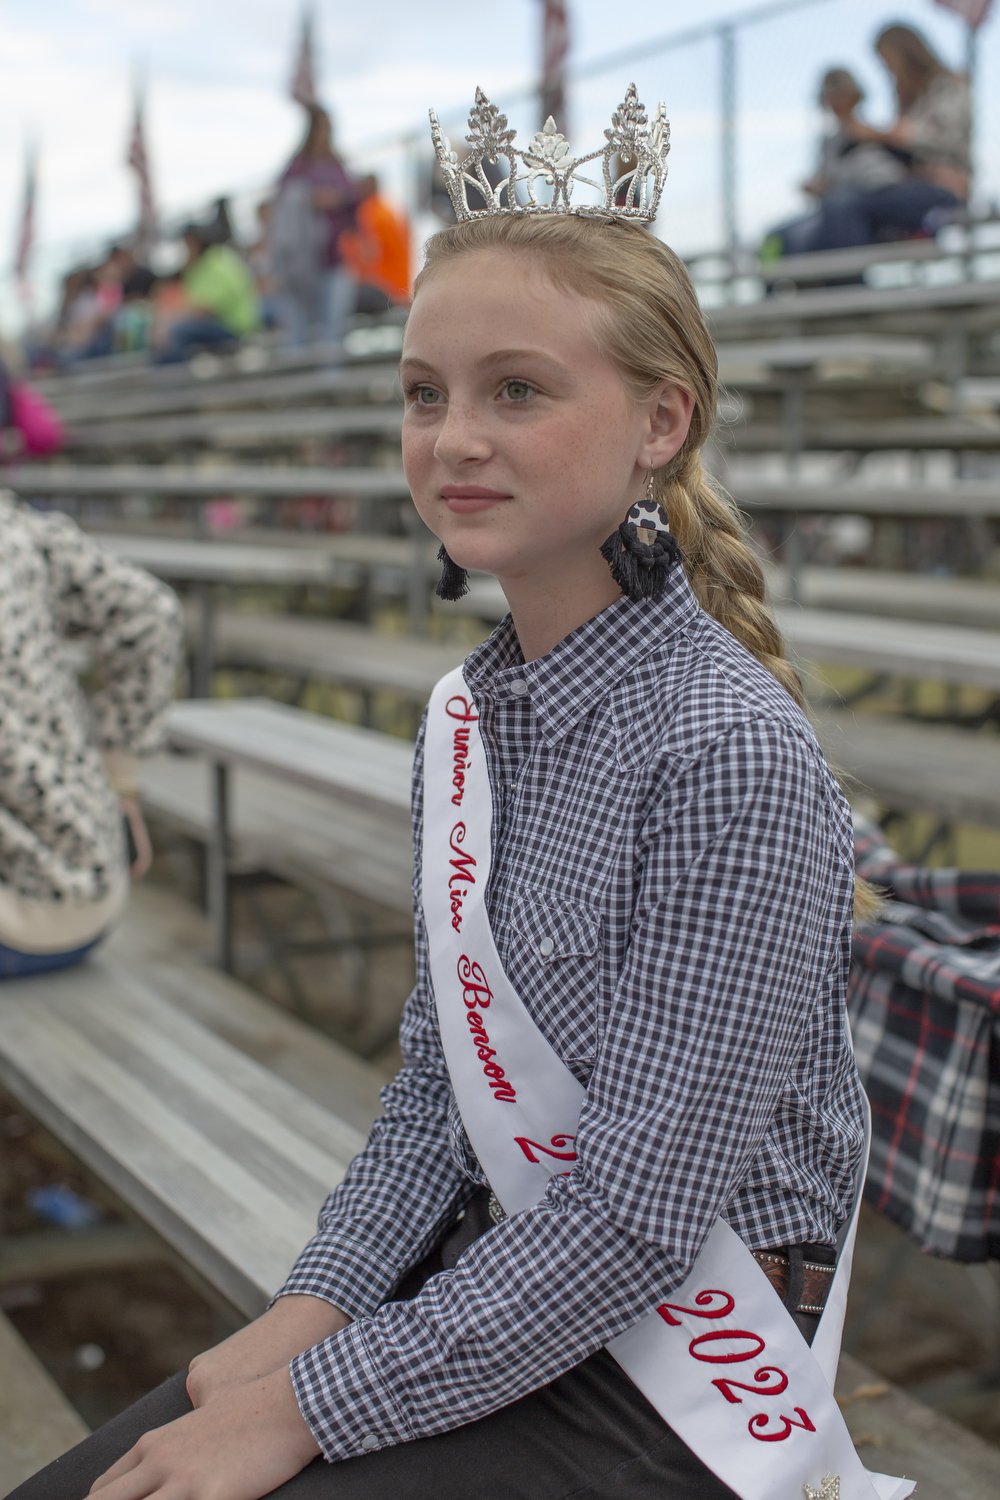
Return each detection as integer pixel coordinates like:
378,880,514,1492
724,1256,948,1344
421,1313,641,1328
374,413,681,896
187,1295,351,1408
89,1366,321,1498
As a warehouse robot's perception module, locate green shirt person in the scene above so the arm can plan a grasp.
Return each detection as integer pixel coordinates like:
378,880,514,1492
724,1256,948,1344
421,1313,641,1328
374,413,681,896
183,244,260,336
153,223,261,362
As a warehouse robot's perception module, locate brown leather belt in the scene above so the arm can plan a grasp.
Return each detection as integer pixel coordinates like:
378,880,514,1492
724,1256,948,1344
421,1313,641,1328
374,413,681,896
751,1250,834,1315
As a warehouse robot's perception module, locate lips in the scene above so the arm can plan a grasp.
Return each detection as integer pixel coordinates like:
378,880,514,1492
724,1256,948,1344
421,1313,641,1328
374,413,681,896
440,485,512,500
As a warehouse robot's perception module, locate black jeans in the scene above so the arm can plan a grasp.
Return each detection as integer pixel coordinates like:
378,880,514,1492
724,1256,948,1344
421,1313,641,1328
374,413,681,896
7,1197,819,1500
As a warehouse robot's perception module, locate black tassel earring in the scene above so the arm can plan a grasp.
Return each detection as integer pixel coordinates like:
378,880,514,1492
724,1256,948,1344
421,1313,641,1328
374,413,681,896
600,474,681,603
435,544,470,601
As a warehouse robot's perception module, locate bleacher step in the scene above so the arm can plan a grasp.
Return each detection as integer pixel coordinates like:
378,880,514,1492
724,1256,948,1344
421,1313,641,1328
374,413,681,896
836,1352,999,1500
0,1312,89,1492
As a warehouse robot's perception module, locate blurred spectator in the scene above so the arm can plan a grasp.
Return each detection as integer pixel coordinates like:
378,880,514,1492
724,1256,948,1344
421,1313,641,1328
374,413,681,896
22,266,99,371
26,247,157,366
114,248,158,354
0,492,183,978
0,354,63,460
56,266,103,361
340,173,412,312
204,195,236,247
272,104,363,348
763,67,911,259
147,272,187,353
869,23,970,203
768,24,970,258
246,198,282,330
0,356,10,433
115,243,156,304
151,221,260,364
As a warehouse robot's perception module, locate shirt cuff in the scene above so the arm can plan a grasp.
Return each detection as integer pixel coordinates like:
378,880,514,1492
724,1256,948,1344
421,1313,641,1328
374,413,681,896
290,1319,415,1461
276,1231,407,1321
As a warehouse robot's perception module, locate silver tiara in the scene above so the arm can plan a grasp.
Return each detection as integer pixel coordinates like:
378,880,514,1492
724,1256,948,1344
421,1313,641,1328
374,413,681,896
430,84,670,224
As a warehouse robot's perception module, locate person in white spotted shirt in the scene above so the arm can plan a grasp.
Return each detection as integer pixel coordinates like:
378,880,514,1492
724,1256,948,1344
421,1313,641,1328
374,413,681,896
0,493,182,979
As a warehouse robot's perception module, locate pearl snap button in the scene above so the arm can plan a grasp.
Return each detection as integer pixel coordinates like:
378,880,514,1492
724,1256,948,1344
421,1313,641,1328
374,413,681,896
509,678,529,697
360,1436,379,1452
538,936,555,957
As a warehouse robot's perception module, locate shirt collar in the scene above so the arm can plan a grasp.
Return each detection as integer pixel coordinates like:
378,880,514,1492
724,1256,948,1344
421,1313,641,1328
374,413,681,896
462,566,702,743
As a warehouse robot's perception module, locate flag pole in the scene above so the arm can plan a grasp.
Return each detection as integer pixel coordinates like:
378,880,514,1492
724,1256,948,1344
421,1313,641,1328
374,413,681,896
540,0,570,130
291,3,318,107
965,20,979,204
13,139,37,308
127,75,157,256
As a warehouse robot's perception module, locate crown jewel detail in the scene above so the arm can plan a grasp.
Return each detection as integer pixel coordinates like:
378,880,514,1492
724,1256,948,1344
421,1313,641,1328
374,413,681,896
430,84,670,223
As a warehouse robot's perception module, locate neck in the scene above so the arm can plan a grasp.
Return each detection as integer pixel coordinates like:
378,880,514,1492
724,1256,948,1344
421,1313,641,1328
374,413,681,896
501,566,622,662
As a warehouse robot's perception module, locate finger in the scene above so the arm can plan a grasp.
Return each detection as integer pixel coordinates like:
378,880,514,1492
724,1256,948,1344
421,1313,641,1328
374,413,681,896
88,1444,143,1493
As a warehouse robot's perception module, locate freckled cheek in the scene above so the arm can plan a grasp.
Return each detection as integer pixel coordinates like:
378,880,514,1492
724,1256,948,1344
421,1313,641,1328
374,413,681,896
401,426,434,495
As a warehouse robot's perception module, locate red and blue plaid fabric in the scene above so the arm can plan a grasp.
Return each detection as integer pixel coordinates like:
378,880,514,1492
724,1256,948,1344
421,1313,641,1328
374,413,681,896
850,818,1000,1261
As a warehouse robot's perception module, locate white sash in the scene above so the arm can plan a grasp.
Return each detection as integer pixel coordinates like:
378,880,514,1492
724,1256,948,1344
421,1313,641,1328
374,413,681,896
423,667,913,1500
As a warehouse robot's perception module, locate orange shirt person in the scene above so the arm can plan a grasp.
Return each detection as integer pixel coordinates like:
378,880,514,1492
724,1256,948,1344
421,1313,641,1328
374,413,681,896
340,174,412,305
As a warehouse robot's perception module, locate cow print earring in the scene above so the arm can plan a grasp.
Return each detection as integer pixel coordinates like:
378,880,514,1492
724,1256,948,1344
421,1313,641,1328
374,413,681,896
600,471,681,603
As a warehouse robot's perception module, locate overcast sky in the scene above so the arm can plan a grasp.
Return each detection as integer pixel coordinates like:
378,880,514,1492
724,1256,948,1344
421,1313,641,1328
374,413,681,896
2,0,998,327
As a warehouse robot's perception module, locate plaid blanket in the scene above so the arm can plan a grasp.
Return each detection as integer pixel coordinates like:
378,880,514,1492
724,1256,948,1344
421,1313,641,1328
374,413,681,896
849,818,1000,1261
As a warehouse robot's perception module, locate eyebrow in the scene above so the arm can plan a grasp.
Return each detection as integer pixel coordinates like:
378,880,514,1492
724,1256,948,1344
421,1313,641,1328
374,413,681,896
475,348,564,372
399,349,567,377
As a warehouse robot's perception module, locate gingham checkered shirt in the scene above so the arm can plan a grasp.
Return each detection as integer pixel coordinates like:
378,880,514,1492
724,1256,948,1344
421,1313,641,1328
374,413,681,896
280,568,867,1460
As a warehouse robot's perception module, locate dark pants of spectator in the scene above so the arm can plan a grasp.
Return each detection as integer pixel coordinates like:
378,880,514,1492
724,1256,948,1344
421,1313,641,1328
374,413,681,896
777,180,960,256
7,1194,822,1500
354,281,393,317
0,935,104,979
154,315,240,364
59,324,115,367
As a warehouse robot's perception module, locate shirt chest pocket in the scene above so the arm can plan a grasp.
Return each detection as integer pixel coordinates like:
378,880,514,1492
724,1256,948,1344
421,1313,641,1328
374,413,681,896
504,891,603,1069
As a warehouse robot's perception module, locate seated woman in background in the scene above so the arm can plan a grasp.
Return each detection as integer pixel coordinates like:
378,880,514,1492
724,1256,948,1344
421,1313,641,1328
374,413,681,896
773,23,970,258
763,65,911,260
0,492,182,978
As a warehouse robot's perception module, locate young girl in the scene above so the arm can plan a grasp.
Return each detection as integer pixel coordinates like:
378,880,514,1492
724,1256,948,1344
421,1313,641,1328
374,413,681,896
15,90,896,1500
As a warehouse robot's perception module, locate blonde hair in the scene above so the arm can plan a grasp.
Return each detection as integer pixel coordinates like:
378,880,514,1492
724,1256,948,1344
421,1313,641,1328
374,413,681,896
417,215,879,922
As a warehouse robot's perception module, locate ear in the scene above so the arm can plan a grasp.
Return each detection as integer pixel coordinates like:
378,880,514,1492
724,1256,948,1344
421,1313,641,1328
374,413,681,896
638,379,695,473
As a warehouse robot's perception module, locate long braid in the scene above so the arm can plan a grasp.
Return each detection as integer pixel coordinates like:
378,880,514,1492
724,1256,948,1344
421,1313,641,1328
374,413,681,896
662,459,806,711
663,460,882,923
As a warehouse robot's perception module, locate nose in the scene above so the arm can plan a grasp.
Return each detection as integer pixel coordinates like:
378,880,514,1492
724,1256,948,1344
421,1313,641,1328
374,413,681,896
433,399,492,468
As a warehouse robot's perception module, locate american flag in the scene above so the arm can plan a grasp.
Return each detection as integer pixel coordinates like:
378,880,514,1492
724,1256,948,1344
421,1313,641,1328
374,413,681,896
541,0,570,130
291,7,317,106
934,0,993,26
13,143,36,298
127,86,157,252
